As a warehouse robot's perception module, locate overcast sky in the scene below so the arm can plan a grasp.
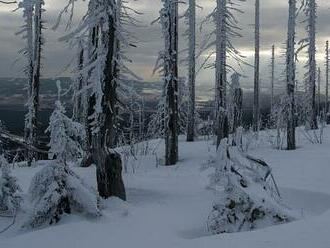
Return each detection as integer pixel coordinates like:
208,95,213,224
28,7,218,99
1,0,330,98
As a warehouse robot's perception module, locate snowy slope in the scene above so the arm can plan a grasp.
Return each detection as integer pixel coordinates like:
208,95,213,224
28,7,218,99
1,128,330,248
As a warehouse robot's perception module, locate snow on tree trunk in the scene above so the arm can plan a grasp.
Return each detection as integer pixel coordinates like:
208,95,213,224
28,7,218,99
186,0,196,142
253,0,260,133
215,0,229,148
207,139,296,234
18,0,44,165
230,73,243,144
90,1,126,199
326,41,330,124
80,26,100,168
72,42,85,123
200,0,245,148
160,0,179,165
305,0,318,130
286,0,296,150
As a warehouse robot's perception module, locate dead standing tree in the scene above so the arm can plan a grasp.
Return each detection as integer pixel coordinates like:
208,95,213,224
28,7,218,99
154,0,179,165
200,0,246,148
185,0,196,142
253,0,260,133
16,0,44,165
286,0,297,150
58,0,130,200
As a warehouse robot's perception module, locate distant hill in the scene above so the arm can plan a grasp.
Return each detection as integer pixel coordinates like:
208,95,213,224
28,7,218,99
0,77,276,134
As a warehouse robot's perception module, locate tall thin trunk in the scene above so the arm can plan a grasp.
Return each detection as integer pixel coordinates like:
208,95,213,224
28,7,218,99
215,0,228,148
24,2,34,155
306,0,318,129
186,0,196,142
26,0,42,164
73,44,84,123
253,0,260,132
165,0,179,165
326,41,330,123
317,67,321,116
286,0,296,150
231,73,243,136
271,45,275,115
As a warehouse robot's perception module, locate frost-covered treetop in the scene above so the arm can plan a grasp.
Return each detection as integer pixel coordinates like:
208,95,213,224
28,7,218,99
46,82,86,164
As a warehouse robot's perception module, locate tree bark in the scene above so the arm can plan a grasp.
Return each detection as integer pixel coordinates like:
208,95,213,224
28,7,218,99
73,45,85,123
215,0,229,148
165,0,179,165
306,0,318,130
271,45,275,115
286,0,296,150
326,41,330,124
186,0,196,142
91,1,125,200
26,1,42,165
253,0,260,133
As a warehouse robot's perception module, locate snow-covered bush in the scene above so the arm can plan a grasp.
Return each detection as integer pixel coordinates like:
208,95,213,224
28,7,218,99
23,163,100,229
0,155,22,215
46,96,86,164
23,84,99,229
207,139,296,234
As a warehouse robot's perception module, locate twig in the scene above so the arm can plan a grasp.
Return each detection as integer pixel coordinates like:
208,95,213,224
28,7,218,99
0,1,17,4
0,211,16,234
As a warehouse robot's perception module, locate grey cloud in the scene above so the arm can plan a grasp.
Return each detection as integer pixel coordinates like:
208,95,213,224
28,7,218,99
1,0,330,96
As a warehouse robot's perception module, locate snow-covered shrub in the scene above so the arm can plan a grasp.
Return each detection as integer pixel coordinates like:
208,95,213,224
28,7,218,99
46,82,86,164
23,85,99,229
207,139,296,234
268,96,288,150
0,155,22,215
299,116,326,144
23,162,100,229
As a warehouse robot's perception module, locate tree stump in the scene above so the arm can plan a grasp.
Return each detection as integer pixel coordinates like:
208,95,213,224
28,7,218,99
96,151,126,201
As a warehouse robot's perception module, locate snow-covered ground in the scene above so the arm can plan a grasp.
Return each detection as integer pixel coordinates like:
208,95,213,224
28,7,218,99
2,128,330,248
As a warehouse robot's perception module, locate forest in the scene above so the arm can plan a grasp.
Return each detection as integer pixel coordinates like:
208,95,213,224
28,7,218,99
0,0,330,248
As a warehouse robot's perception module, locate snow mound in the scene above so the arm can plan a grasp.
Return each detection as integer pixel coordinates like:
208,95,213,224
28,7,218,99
22,163,100,229
207,140,298,234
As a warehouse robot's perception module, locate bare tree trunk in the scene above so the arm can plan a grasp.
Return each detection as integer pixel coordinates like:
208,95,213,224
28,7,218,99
73,43,85,123
286,0,296,150
326,41,330,124
271,45,275,115
186,0,196,142
306,0,318,130
26,0,42,165
24,2,34,164
215,0,228,148
165,0,179,165
231,73,243,136
318,67,321,117
253,0,260,133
